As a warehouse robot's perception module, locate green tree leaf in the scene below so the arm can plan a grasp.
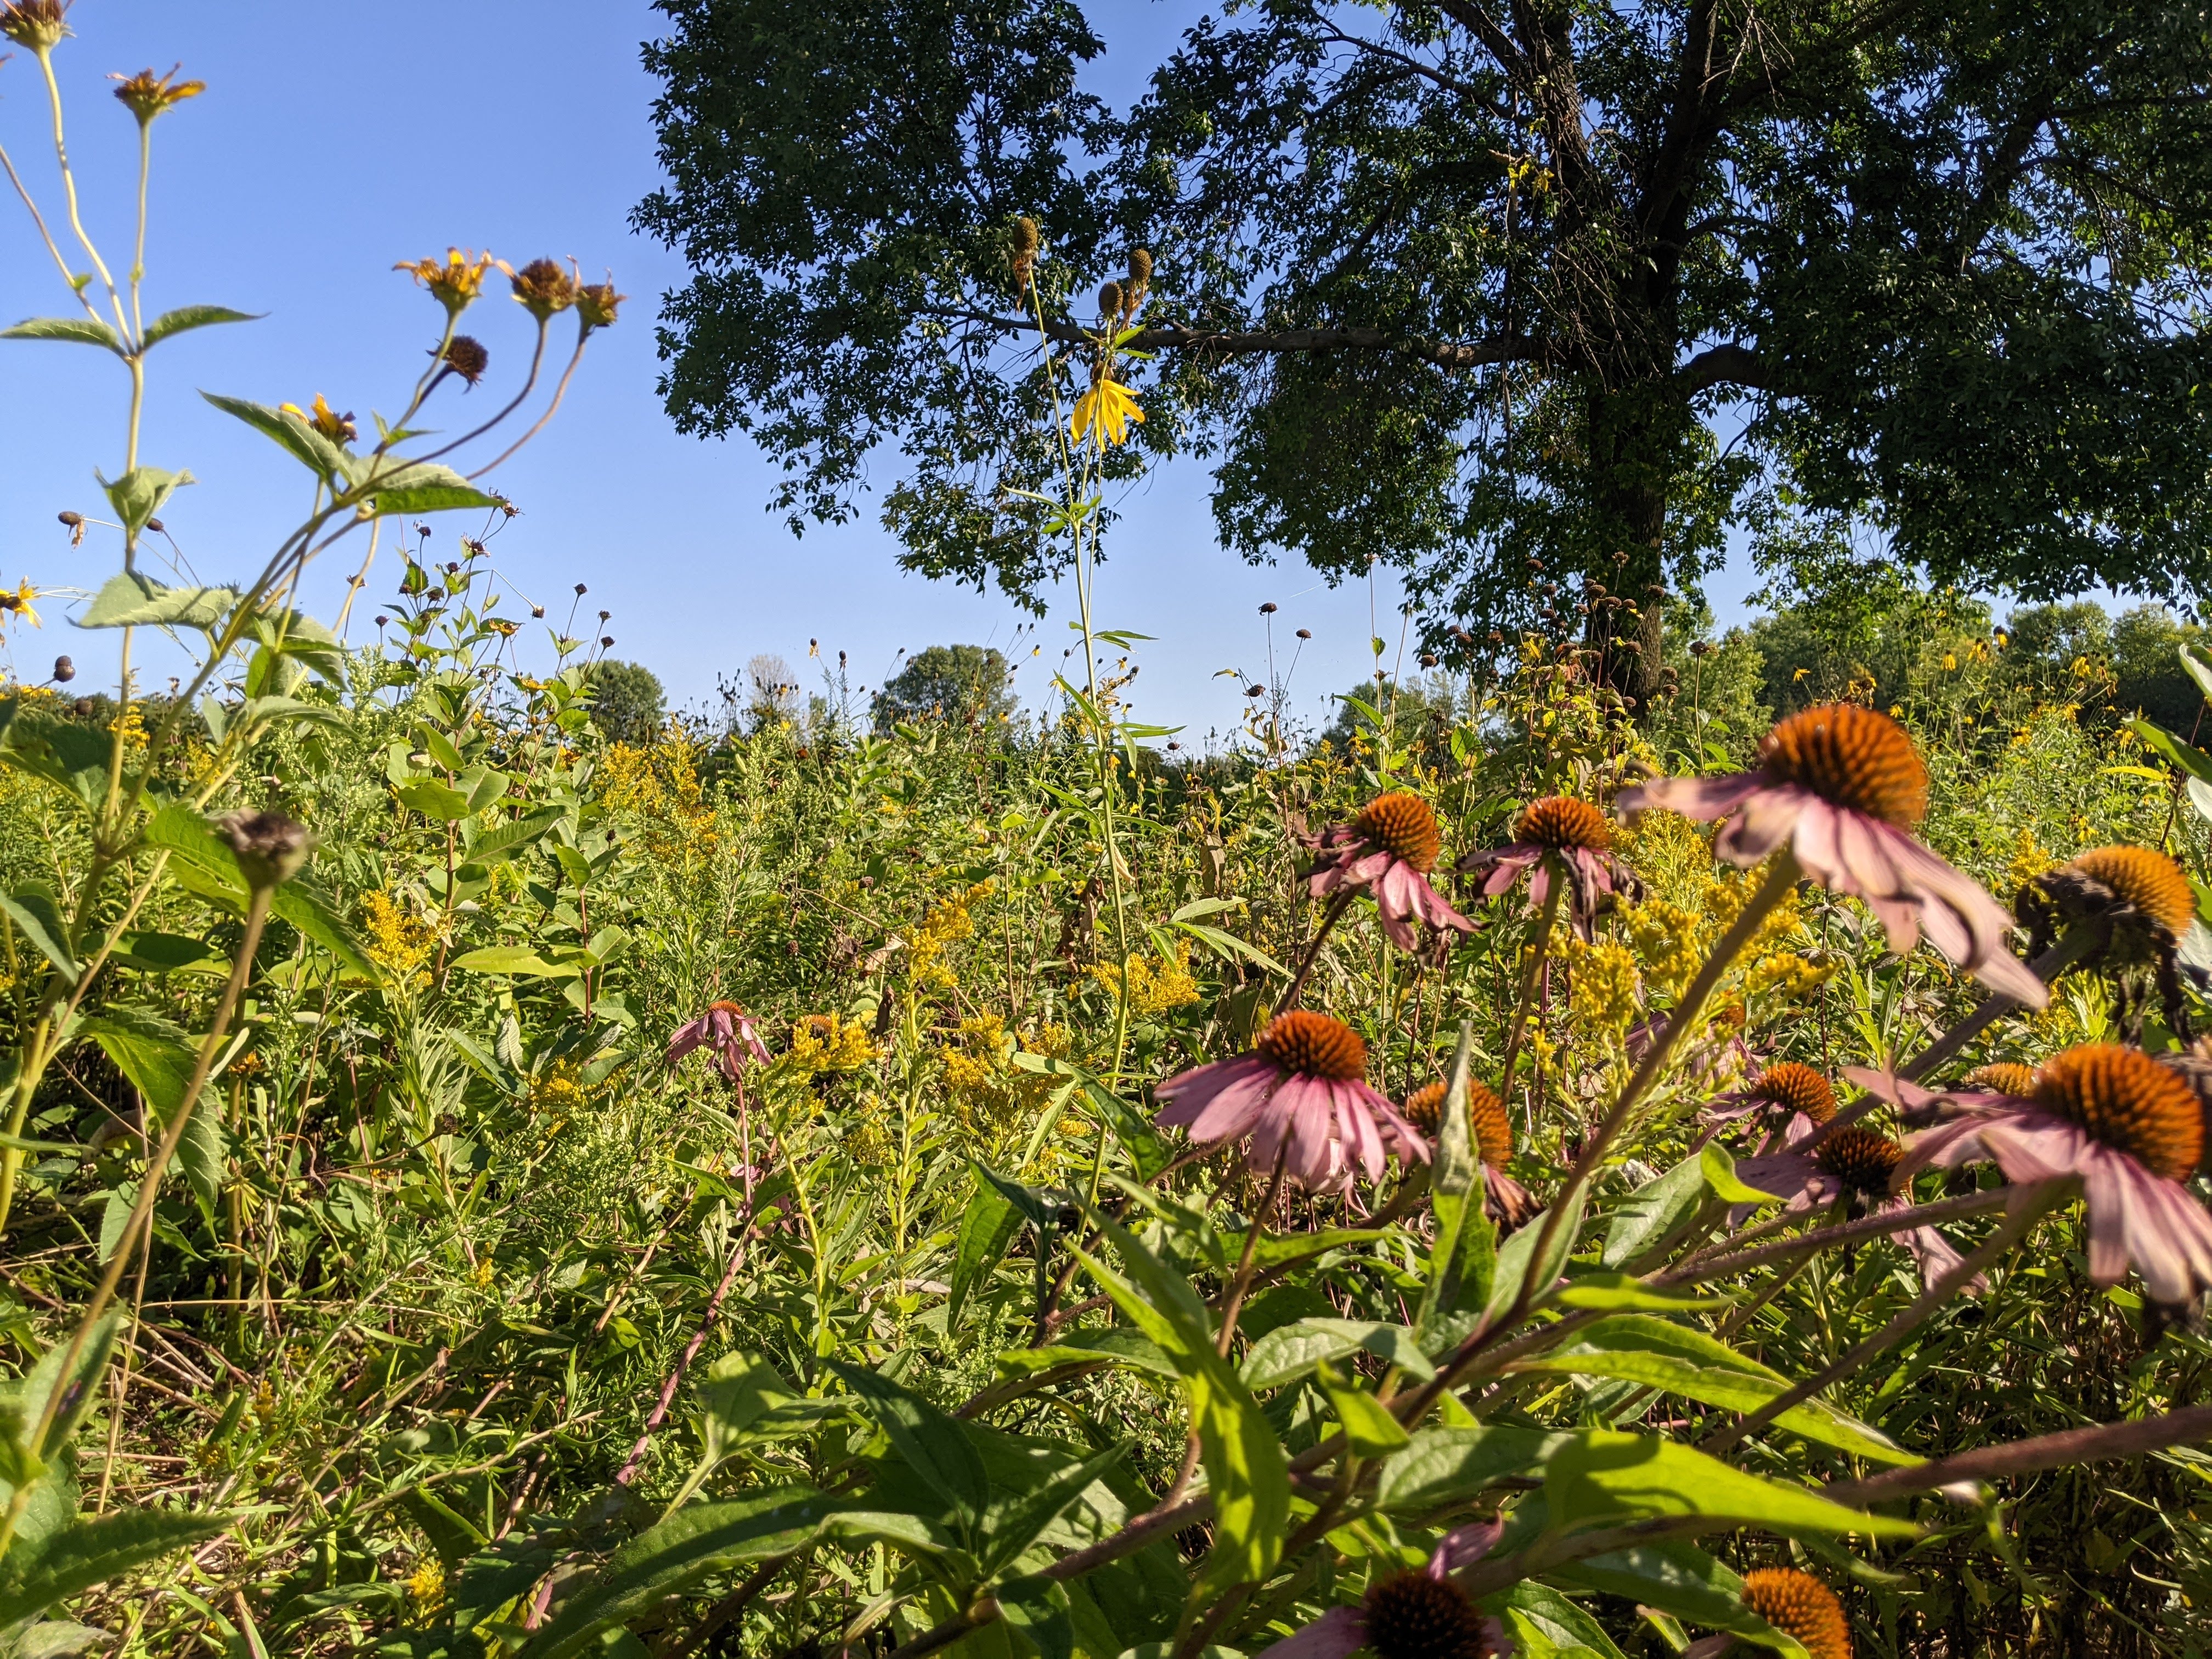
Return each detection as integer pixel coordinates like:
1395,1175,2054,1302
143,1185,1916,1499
0,884,76,985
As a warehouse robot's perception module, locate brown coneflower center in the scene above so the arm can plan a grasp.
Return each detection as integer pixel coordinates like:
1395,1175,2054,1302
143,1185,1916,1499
1256,1010,1368,1081
1757,704,1928,829
1355,792,1442,872
2035,1044,2203,1181
1751,1062,1836,1122
1362,1572,1497,1659
1740,1568,1852,1659
2067,845,2199,937
1515,795,1612,853
1814,1125,1904,1196
707,1000,748,1017
1963,1062,2038,1098
1402,1080,1514,1167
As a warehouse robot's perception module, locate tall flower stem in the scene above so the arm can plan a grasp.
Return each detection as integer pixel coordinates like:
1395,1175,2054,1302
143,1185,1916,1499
1215,1147,1290,1358
1274,889,1355,1014
1899,933,2092,1084
1496,874,1565,1113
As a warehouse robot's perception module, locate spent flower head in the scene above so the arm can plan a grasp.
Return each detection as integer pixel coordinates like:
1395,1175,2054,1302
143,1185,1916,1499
396,247,494,314
576,279,625,332
506,257,579,321
441,336,490,387
0,0,67,52
110,64,204,121
220,810,314,890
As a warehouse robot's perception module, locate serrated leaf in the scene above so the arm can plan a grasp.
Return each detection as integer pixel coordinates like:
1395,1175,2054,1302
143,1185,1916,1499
76,571,238,630
141,304,260,348
0,884,76,984
201,392,347,477
0,316,121,350
0,1507,228,1627
346,458,500,516
98,466,194,538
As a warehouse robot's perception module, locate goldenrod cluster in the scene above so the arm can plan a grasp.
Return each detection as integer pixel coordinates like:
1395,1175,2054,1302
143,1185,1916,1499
1564,936,1641,1034
907,882,992,990
1088,941,1200,1015
1745,951,1835,1001
1623,898,1702,1000
598,738,716,852
941,1014,1070,1147
789,1013,877,1075
360,890,436,982
405,1559,445,1612
2006,825,2052,894
527,1059,589,1116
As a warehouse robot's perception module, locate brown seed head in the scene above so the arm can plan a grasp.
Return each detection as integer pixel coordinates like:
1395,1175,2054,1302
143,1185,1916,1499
577,280,625,331
1098,280,1124,319
1964,1062,2038,1098
1127,247,1153,288
1013,216,1041,257
1354,792,1442,871
1256,1010,1368,1082
1814,1124,1904,1196
509,257,579,320
442,335,490,387
1751,1062,1836,1122
2036,1044,2203,1181
1758,704,1928,828
1740,1569,1851,1659
111,64,204,122
1401,1079,1514,1166
1515,795,1612,853
1362,1572,1498,1659
0,0,67,50
219,809,314,890
2066,845,2198,936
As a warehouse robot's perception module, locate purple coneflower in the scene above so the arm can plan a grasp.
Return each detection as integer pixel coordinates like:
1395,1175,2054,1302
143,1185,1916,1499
1401,1076,1537,1226
1255,1521,1508,1659
1455,794,1637,940
1617,704,2045,1006
1705,1060,1837,1144
1735,1122,1973,1287
667,1000,771,1081
1305,793,1475,952
2018,843,2207,1034
1155,1011,1427,1192
1681,1567,1852,1659
1899,1043,2212,1308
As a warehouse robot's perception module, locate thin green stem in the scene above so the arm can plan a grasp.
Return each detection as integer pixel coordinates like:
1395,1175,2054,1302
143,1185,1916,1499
35,49,126,336
1496,873,1565,1111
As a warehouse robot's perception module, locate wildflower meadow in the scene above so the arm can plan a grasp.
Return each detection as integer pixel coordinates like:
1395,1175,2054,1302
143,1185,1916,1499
9,5,2212,1659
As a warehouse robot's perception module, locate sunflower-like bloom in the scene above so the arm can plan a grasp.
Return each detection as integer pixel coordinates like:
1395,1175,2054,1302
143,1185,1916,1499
1070,375,1144,448
2017,844,2209,1035
1898,1043,2212,1308
1305,793,1474,953
0,580,42,629
1155,1010,1427,1192
110,65,204,122
1403,1075,1537,1225
577,280,626,332
280,393,356,445
506,257,579,321
1252,1521,1508,1659
1455,794,1638,941
1683,1568,1853,1659
667,1000,771,1082
396,247,495,314
1619,705,2044,1005
1733,1121,1973,1288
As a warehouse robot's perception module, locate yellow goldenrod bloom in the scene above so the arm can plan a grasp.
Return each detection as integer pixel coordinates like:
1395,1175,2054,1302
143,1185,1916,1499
1070,376,1144,448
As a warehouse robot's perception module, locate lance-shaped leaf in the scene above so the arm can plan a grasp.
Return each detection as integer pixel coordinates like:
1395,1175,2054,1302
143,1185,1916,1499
1600,1152,1713,1269
1240,1318,1434,1390
0,316,121,351
824,1359,989,1542
976,1441,1128,1581
343,456,502,516
0,1508,230,1628
1543,1431,1920,1540
994,1327,1177,1382
141,304,260,348
202,392,348,478
0,883,76,985
1375,1423,1570,1513
77,572,238,631
948,1163,1026,1334
1554,1542,1810,1654
1074,1214,1289,1595
80,1008,225,1215
1418,1023,1495,1351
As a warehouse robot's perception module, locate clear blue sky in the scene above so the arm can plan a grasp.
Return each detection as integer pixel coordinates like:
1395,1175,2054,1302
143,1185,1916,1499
0,1,1764,738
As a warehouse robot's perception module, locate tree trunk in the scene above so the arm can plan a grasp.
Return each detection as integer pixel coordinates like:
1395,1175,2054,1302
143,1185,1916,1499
1582,383,1674,716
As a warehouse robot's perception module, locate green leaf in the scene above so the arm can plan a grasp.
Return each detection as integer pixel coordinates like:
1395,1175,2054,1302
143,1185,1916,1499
81,1008,224,1216
1600,1153,1712,1269
0,884,77,984
1075,1215,1289,1594
396,777,476,821
1483,1198,1581,1323
140,305,260,348
521,1488,844,1659
0,317,121,351
1417,1027,1497,1351
824,1359,989,1538
449,946,581,979
1316,1364,1410,1457
142,805,374,979
98,466,194,538
993,1328,1177,1382
2129,718,2212,783
1553,1274,1730,1314
76,572,238,630
1375,1423,1568,1513
201,392,347,477
0,1508,229,1627
0,1309,123,1463
1543,1431,1919,1539
1239,1319,1435,1391
0,710,112,814
269,878,377,980
976,1441,1127,1581
696,1351,794,1459
1498,1583,1630,1659
1553,1543,1805,1652
1508,1317,1915,1464
461,807,568,868
346,458,501,517
949,1164,1026,1334
1700,1142,1780,1206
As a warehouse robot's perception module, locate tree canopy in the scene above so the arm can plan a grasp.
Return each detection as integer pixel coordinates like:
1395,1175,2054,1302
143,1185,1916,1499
639,0,2212,694
872,643,1019,729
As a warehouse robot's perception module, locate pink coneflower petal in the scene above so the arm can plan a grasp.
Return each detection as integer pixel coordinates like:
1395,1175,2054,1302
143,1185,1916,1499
1252,1605,1365,1659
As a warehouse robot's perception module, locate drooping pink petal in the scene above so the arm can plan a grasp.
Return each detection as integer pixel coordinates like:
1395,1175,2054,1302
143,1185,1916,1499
1618,772,1767,823
1881,831,2049,1006
1716,780,1816,866
1251,1604,1367,1659
1429,1515,1506,1577
1156,1055,1269,1130
1476,848,1543,896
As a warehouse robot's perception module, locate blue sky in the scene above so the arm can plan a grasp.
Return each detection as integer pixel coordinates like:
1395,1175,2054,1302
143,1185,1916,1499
0,1,1764,738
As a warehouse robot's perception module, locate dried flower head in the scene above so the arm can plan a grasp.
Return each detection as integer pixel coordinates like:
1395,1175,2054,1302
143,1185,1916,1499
507,257,579,321
1739,1569,1851,1659
219,809,314,889
110,64,204,121
1097,280,1124,319
0,1,68,52
577,279,625,331
395,247,494,314
442,336,489,387
1127,247,1153,289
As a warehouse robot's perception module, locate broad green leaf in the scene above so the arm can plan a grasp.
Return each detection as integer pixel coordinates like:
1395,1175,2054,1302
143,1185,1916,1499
461,807,568,868
0,317,121,351
0,1508,229,1627
1483,1199,1581,1323
1701,1142,1779,1206
0,884,77,984
396,777,476,821
269,878,377,980
1543,1431,1918,1539
1239,1319,1434,1390
76,572,238,630
98,466,193,538
1600,1153,1711,1268
1508,1317,1914,1464
347,458,501,517
449,946,580,979
1554,1274,1730,1314
1498,1583,1630,1659
1076,1216,1289,1594
0,1310,123,1462
1316,1365,1410,1457
1418,1025,1496,1348
825,1359,989,1537
1554,1543,1808,1654
141,304,259,348
201,392,347,477
1375,1423,1568,1513
994,1328,1177,1382
521,1488,844,1659
82,1008,225,1216
0,711,112,814
949,1164,1025,1334
142,806,375,979
976,1441,1127,1581
2130,718,2212,783
696,1352,794,1458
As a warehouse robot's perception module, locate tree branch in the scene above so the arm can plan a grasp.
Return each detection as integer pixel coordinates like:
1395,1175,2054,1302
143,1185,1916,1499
1824,1403,2212,1506
921,305,1545,370
1675,341,1768,392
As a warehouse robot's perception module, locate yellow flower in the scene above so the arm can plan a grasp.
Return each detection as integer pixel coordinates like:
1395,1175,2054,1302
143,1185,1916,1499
0,581,41,629
279,393,357,445
405,1558,445,1611
110,65,205,122
359,890,436,981
1564,936,1641,1035
395,247,494,313
1088,942,1201,1015
1624,898,1702,1000
789,1013,877,1076
1070,376,1144,448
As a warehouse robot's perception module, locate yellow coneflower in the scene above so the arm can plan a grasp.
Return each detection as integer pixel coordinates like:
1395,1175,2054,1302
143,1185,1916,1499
1069,375,1144,449
279,393,356,445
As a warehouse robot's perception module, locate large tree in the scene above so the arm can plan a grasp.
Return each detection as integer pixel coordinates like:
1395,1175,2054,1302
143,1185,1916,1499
637,0,2212,697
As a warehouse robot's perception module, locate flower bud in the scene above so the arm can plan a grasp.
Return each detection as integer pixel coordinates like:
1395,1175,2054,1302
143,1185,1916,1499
146,517,165,534
50,654,72,683
1259,601,1277,614
219,809,314,890
1296,628,1311,640
56,511,80,527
